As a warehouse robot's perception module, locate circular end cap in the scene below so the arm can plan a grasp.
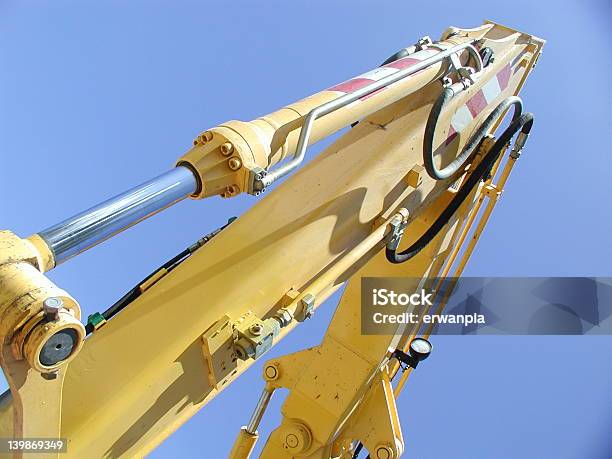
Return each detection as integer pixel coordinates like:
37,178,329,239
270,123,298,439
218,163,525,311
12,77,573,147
280,422,312,454
23,311,85,373
264,365,278,380
409,338,433,362
39,328,78,366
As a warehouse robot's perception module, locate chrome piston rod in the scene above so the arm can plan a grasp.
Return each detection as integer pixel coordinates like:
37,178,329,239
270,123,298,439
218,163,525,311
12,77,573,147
38,166,198,265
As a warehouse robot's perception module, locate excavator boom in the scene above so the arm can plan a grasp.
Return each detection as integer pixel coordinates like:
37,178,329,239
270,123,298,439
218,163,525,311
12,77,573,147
0,20,543,458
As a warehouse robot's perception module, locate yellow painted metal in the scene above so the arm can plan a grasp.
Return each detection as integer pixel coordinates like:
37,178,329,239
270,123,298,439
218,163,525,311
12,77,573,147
229,427,259,459
0,231,84,458
257,157,479,458
0,21,543,458
393,111,529,399
24,234,55,273
254,23,544,459
177,27,494,198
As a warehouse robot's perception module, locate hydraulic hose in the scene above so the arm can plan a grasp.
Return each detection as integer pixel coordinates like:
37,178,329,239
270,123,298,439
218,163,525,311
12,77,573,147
386,106,534,264
423,88,523,180
84,217,236,335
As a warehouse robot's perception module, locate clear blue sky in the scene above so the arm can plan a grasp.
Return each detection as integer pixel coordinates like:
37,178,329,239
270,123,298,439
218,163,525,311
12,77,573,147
1,1,611,458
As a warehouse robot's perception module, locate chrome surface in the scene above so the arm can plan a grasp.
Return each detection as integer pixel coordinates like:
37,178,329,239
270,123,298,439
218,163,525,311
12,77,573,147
246,388,274,434
39,166,197,264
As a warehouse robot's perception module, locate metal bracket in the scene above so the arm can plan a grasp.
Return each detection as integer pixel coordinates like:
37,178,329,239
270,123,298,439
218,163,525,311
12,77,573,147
201,315,239,389
233,311,280,360
248,167,267,196
483,184,502,200
404,164,424,189
436,41,483,88
295,293,315,322
415,36,433,51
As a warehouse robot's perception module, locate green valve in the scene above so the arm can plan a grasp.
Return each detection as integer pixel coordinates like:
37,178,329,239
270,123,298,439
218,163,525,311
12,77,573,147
87,312,107,330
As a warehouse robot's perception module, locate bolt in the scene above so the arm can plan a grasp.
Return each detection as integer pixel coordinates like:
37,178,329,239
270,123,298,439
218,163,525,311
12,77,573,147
375,445,394,459
220,142,234,156
249,323,263,336
43,297,63,321
228,157,242,171
194,131,213,145
264,364,278,380
222,184,240,198
235,347,247,360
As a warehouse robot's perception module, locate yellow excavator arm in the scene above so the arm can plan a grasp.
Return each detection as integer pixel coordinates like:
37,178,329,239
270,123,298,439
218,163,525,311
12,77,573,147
0,21,543,458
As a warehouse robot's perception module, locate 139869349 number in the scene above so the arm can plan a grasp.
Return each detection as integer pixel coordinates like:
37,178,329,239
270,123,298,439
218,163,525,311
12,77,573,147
0,438,67,453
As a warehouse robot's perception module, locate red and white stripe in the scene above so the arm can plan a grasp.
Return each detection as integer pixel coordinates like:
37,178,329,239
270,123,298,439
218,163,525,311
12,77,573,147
324,49,514,145
326,47,441,100
446,63,512,145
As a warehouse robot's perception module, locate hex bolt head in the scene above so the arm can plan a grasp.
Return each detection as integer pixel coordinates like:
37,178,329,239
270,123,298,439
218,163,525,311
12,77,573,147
220,142,234,156
194,131,213,145
264,364,279,380
228,157,242,171
375,444,394,459
43,297,63,321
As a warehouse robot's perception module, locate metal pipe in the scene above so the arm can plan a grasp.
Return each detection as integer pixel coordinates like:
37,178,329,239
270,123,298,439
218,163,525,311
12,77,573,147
260,41,481,188
246,388,274,435
278,210,408,323
38,166,198,264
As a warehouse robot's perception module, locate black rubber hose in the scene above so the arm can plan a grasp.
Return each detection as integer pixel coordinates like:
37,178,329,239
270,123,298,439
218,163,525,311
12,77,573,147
84,218,236,335
423,88,523,180
380,48,411,66
387,111,534,264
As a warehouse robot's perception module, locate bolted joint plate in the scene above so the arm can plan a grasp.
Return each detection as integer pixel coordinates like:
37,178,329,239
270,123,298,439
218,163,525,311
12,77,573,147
178,127,254,199
233,311,280,361
201,315,239,390
178,119,273,199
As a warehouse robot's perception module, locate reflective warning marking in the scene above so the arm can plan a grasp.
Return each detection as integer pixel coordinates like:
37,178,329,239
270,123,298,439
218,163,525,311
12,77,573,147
326,47,443,101
446,63,512,144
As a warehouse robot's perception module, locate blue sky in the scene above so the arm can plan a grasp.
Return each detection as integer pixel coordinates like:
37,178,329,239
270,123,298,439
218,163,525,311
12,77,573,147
1,1,611,458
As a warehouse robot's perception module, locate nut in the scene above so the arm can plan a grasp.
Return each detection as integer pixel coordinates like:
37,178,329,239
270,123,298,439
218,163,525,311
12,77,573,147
249,323,263,336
